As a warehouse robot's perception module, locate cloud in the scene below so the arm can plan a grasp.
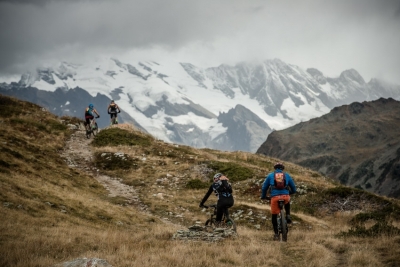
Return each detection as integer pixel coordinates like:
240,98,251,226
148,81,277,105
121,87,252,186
0,0,399,84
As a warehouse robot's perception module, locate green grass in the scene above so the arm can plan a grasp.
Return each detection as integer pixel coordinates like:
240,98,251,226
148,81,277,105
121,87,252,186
186,179,210,189
91,128,152,147
203,161,255,182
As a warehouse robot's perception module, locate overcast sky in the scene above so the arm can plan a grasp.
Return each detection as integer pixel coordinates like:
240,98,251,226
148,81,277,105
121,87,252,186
1,0,400,83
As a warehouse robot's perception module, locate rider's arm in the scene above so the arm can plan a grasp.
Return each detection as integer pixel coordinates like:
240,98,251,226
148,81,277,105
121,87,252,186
200,185,214,206
94,109,100,117
261,175,271,199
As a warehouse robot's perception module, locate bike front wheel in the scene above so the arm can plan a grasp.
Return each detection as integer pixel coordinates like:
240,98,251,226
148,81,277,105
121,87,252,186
205,218,216,227
85,124,91,139
92,123,98,137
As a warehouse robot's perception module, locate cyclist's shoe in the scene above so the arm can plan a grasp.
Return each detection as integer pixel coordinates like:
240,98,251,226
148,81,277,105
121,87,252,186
286,215,292,224
273,233,280,241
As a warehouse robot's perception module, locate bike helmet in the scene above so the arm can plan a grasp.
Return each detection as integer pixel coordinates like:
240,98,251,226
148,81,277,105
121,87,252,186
111,100,115,103
274,162,285,170
89,103,94,108
213,173,223,182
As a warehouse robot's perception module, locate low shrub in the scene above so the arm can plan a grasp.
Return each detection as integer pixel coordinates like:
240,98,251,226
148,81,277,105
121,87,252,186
186,179,210,189
204,161,255,182
91,128,152,147
339,221,400,238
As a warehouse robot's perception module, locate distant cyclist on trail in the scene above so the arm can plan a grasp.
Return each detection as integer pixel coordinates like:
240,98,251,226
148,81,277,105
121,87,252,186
84,103,100,128
107,100,121,125
199,173,234,226
261,162,296,241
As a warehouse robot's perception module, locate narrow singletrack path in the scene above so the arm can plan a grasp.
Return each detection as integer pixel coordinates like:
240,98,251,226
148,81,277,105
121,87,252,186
238,200,331,229
60,128,147,210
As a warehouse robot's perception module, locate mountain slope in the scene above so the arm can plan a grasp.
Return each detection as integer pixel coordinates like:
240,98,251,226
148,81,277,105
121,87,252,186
256,98,400,198
1,95,399,266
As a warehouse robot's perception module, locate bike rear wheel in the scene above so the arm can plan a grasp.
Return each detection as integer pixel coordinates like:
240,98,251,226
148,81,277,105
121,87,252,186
85,123,91,139
279,209,288,242
225,218,237,233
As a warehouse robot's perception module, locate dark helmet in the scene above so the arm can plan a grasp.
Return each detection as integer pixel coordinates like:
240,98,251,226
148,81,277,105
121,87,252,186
111,100,115,103
274,162,285,170
213,173,223,182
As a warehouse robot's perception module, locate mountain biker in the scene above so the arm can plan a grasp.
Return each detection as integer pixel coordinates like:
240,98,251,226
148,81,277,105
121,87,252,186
84,103,100,128
199,173,234,226
107,100,121,125
260,162,296,241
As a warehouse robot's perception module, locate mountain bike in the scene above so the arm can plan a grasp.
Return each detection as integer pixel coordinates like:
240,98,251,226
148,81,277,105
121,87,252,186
85,117,99,139
202,204,236,233
109,111,119,125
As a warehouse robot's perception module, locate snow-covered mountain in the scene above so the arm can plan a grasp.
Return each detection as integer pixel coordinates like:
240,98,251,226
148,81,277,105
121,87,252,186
1,57,399,152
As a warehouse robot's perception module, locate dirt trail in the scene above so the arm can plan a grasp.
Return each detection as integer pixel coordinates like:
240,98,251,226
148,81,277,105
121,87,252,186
239,200,330,228
60,128,147,210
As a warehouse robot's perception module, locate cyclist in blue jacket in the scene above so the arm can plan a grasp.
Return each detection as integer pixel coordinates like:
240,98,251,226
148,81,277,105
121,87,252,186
261,162,296,240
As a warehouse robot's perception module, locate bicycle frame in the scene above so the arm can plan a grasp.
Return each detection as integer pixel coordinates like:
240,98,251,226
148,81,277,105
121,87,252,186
203,204,236,232
85,118,98,138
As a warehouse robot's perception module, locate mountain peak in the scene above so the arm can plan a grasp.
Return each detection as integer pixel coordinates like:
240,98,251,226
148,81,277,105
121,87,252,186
339,69,365,85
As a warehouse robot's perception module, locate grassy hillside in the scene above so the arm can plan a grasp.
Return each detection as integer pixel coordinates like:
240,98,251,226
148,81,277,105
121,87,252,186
1,94,399,267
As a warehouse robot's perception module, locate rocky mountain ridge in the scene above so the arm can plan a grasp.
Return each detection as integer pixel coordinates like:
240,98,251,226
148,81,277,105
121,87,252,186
256,97,400,198
1,58,400,152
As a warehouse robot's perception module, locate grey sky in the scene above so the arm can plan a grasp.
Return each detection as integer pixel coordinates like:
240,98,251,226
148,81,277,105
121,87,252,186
1,0,400,84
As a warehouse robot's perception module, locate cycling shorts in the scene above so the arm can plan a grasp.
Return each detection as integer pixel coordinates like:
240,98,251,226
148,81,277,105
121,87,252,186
110,112,118,119
270,195,290,215
85,115,94,124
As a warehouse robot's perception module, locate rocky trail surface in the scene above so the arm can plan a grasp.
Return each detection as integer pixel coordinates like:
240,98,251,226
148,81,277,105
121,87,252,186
60,127,238,241
60,128,148,211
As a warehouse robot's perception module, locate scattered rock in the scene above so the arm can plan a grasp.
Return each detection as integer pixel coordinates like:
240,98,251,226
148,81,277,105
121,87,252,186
173,225,237,242
52,257,113,267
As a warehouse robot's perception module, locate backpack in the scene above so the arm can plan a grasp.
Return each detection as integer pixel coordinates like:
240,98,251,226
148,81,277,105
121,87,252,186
213,181,232,197
274,172,286,190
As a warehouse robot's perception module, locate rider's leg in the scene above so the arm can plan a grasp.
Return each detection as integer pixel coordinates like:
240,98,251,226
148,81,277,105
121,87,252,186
284,197,292,223
272,214,279,240
85,117,91,130
216,202,224,222
272,214,278,233
270,196,280,239
216,196,233,222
